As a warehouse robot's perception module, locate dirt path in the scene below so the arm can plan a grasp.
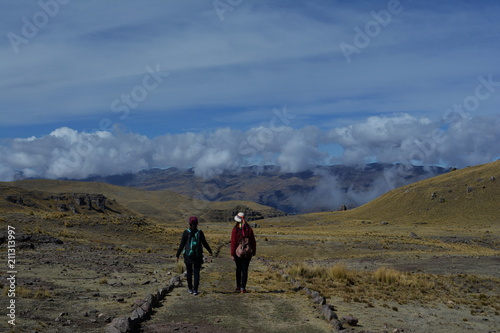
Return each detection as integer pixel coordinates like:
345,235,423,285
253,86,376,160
140,248,333,333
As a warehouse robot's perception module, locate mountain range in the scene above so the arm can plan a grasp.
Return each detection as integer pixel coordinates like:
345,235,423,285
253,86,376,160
81,163,451,214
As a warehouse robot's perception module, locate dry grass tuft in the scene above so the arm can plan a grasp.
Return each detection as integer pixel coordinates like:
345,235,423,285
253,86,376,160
374,266,435,289
285,262,497,308
175,261,185,274
327,262,351,281
4,286,53,299
288,262,356,283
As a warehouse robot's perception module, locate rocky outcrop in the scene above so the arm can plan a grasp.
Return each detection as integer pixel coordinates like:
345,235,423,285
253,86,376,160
3,189,110,214
49,193,107,212
204,205,286,223
5,195,37,208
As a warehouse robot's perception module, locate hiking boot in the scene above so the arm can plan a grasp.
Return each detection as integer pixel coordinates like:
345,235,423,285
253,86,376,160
240,288,247,293
188,289,194,294
193,290,199,296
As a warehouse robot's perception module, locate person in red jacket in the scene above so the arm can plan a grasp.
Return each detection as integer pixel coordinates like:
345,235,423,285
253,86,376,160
230,212,256,293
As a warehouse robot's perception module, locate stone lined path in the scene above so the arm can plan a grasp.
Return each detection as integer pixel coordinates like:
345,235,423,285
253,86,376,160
139,248,333,333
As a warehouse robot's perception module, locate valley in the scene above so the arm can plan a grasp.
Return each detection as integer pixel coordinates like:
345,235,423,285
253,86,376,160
0,161,498,332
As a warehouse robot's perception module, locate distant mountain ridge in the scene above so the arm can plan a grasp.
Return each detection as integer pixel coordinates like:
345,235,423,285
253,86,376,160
82,163,451,214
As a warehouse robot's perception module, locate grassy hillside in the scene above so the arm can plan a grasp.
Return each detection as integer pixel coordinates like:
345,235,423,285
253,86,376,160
0,183,134,216
4,179,285,224
339,160,499,226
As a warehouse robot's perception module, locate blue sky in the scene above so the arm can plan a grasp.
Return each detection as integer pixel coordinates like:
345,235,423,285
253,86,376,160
0,0,499,180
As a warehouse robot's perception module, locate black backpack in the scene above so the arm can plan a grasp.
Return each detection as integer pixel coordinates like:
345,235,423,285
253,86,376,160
184,229,200,259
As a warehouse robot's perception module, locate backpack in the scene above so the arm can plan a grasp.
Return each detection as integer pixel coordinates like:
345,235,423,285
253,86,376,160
236,232,252,258
184,229,200,259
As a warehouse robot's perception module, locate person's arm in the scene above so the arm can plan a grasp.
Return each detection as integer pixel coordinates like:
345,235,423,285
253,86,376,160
176,230,188,259
230,228,237,259
249,228,256,256
200,230,213,255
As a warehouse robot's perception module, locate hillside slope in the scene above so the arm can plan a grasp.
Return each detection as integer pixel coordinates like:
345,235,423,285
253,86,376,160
4,179,285,223
341,160,500,225
0,183,134,216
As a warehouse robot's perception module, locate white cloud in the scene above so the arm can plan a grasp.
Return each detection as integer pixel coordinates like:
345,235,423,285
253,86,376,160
1,113,499,182
327,113,500,167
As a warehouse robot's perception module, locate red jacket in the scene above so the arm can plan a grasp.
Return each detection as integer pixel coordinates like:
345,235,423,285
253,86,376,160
230,223,256,258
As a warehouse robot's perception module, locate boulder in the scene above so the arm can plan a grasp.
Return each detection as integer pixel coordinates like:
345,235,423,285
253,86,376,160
130,307,146,322
314,295,326,305
321,304,338,321
169,275,183,287
342,315,359,326
330,319,343,331
106,316,131,333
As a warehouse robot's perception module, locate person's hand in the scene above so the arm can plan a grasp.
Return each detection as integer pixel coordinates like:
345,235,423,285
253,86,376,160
176,256,179,262
231,256,235,261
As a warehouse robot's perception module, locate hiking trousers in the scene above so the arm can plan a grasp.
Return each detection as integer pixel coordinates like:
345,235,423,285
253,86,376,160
186,262,201,292
235,256,251,290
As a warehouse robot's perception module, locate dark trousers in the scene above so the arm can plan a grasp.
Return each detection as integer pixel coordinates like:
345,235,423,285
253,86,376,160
235,256,251,289
186,262,201,291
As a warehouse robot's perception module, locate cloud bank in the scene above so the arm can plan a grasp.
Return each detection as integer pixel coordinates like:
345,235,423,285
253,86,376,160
1,113,499,182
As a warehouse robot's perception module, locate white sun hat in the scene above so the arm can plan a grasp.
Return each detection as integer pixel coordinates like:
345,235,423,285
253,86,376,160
234,212,245,222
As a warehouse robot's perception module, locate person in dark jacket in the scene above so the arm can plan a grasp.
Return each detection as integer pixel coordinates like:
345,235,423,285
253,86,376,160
176,216,213,295
230,212,256,293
